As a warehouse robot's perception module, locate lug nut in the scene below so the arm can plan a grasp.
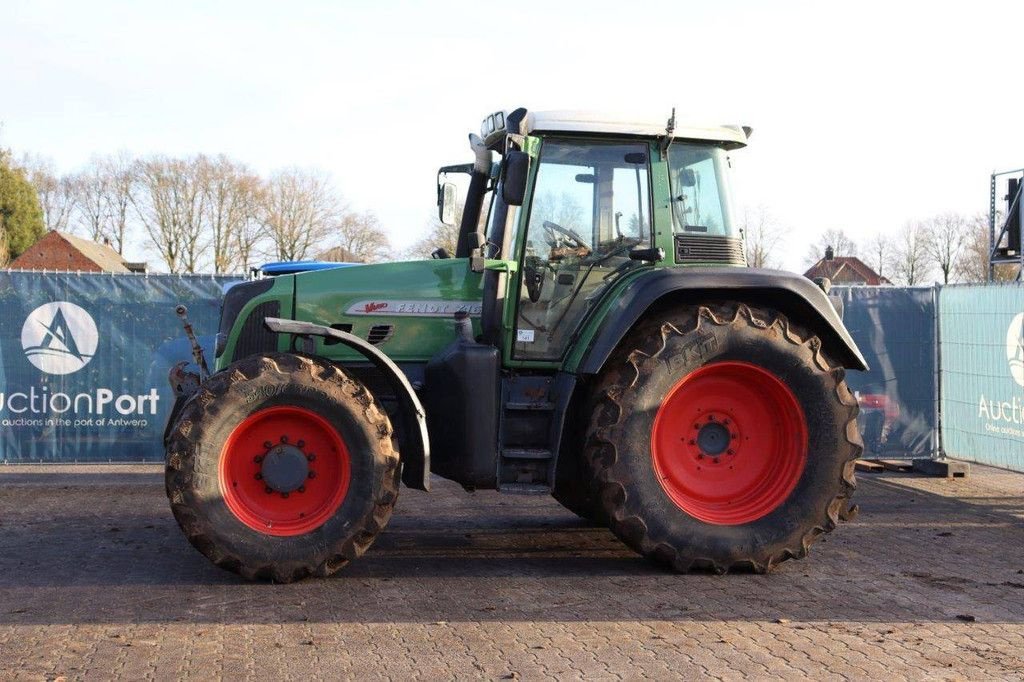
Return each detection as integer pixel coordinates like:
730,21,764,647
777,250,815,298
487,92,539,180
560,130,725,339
254,455,263,464
297,440,305,448
306,453,316,462
263,441,273,449
688,440,696,446
265,486,273,494
280,435,289,444
281,492,289,499
713,457,720,464
298,485,305,493
254,472,263,480
308,471,316,479
727,449,735,455
708,415,715,421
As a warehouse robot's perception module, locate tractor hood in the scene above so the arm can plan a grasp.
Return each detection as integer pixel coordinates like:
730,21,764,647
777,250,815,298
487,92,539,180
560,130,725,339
291,258,485,363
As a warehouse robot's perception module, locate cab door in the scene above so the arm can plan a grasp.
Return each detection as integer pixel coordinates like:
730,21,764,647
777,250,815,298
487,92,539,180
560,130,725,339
506,138,654,364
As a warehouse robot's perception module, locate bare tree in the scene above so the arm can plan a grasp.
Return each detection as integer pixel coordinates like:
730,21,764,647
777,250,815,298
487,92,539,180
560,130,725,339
864,232,895,281
199,155,262,273
406,217,459,260
892,221,932,285
100,152,137,255
333,211,392,263
23,156,77,232
925,212,969,284
67,154,137,253
73,160,112,242
806,228,858,265
739,206,785,268
231,180,266,273
132,156,208,273
260,168,340,262
958,211,1018,282
957,212,989,282
406,197,462,260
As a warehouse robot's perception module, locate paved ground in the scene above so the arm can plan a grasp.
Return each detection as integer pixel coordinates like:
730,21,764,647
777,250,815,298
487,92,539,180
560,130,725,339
0,464,1022,680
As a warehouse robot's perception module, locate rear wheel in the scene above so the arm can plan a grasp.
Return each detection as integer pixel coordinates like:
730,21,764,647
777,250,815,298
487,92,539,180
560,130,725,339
165,353,400,582
586,302,861,573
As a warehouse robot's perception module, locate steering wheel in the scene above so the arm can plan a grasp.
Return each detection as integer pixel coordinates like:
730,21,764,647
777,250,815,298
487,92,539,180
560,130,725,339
542,221,591,251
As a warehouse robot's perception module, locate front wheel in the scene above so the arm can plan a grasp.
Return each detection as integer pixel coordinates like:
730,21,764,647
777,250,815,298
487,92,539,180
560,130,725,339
165,353,400,582
586,302,861,573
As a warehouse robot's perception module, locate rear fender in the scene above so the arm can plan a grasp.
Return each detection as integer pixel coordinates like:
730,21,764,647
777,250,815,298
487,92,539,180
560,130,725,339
576,268,868,375
263,317,430,491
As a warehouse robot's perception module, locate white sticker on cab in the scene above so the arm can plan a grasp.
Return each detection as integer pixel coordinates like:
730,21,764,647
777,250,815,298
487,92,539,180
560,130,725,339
517,329,535,343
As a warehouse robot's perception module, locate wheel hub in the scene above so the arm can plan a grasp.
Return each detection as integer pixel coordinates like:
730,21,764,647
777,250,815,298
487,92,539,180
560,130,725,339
696,420,731,456
261,443,309,493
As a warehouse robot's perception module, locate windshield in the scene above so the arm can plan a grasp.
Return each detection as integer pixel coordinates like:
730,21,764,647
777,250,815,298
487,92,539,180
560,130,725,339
668,143,737,237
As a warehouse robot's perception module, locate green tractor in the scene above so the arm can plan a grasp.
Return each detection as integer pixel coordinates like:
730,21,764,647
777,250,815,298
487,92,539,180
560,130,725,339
164,108,866,582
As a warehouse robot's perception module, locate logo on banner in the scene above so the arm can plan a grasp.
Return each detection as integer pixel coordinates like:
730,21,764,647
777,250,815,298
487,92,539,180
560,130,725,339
20,302,99,375
1009,313,1024,388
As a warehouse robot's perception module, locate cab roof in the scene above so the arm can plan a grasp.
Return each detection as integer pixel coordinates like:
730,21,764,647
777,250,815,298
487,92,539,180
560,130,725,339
524,110,750,148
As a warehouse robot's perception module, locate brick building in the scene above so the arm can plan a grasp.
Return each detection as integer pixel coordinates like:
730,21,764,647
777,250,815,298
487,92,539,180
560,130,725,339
7,230,146,273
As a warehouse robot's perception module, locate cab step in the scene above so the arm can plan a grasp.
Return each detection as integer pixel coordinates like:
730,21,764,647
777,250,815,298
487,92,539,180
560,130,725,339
501,447,552,460
504,401,555,411
497,482,550,495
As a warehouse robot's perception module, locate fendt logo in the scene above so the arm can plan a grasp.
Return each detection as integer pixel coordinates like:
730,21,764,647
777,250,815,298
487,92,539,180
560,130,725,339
1008,313,1024,388
20,302,99,375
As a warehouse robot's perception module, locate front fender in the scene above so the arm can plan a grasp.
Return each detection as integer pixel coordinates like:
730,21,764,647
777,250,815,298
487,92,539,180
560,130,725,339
576,267,868,375
263,317,431,491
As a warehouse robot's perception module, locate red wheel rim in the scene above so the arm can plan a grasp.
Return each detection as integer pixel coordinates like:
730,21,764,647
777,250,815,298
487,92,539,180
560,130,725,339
219,406,350,536
651,361,807,525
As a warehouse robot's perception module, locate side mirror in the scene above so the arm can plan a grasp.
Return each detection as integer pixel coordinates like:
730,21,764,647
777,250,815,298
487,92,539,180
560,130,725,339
438,182,458,225
502,150,530,206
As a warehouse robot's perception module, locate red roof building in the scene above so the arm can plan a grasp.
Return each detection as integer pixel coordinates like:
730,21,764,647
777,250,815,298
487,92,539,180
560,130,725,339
804,254,890,286
7,230,146,273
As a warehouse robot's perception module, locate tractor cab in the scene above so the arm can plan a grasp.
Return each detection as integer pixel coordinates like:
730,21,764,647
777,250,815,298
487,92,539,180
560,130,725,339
437,108,749,362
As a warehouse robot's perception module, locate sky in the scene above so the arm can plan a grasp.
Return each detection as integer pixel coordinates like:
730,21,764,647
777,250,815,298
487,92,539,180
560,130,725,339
2,0,1023,273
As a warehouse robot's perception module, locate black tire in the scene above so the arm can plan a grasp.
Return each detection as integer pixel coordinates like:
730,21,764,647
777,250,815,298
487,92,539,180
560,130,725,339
165,352,400,582
585,302,861,573
551,471,605,525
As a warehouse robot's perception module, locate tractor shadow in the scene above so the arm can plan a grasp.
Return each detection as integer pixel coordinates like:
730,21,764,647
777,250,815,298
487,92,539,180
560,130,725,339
0,469,1022,625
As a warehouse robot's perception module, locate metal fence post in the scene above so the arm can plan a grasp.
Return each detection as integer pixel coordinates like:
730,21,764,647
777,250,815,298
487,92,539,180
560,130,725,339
933,283,943,459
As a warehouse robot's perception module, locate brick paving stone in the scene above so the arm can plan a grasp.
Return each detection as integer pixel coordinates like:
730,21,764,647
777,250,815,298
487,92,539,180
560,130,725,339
0,463,1022,679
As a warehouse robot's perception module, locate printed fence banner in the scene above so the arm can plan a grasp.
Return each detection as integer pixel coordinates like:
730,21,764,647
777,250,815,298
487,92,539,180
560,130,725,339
0,271,240,462
940,284,1024,472
833,286,938,458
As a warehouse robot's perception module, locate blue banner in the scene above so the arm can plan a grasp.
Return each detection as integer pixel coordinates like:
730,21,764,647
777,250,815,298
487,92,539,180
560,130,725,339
834,286,939,459
5,274,1020,472
0,271,240,462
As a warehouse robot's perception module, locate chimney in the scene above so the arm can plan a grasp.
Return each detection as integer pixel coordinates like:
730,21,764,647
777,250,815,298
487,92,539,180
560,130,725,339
825,245,835,261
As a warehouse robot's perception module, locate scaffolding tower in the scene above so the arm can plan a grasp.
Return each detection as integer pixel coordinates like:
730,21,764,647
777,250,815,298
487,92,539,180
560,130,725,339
990,168,1024,281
